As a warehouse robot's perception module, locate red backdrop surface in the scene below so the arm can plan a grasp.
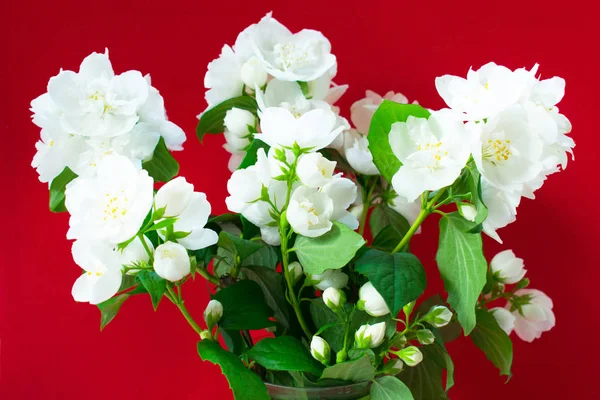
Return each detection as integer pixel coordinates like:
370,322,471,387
1,0,597,398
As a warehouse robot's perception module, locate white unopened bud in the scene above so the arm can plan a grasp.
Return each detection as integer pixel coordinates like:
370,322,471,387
224,108,255,137
287,261,303,284
310,336,331,365
354,322,386,349
240,56,268,89
224,129,251,152
491,250,527,284
416,329,435,345
323,287,346,310
458,203,477,222
153,242,191,282
296,152,336,188
312,270,349,291
397,346,423,367
154,176,194,217
204,299,223,330
386,358,404,374
358,282,390,317
425,305,453,328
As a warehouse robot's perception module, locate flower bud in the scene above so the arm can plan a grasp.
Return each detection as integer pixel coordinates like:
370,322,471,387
390,333,407,349
204,299,223,330
224,107,255,138
224,129,251,152
416,329,435,345
323,287,346,310
358,282,390,317
354,322,386,349
490,250,526,284
403,301,416,319
515,277,530,289
425,305,453,328
312,269,349,291
153,242,191,282
397,346,423,367
457,202,477,222
287,261,303,284
155,176,194,217
240,56,268,89
296,152,336,188
490,307,515,335
385,358,404,374
200,330,213,340
310,336,331,365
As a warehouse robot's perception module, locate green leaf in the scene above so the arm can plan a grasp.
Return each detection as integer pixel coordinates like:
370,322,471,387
49,167,77,213
320,356,375,383
145,217,178,232
436,213,487,334
425,333,455,392
197,340,269,400
368,101,431,183
355,249,426,315
238,140,270,170
221,329,248,356
241,214,261,240
371,376,415,400
142,137,179,182
369,204,411,246
400,345,450,400
471,309,513,377
137,270,167,310
466,166,488,229
218,231,263,264
97,294,128,330
242,265,291,329
293,222,366,275
196,96,258,141
242,244,279,270
247,336,324,376
212,280,275,330
310,299,346,352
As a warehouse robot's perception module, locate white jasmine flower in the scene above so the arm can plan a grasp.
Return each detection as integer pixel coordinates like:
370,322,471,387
358,282,390,317
287,186,334,237
491,307,516,335
507,289,555,342
153,241,191,282
47,50,148,137
296,152,336,188
225,148,272,213
31,128,86,183
137,85,186,151
435,62,526,121
223,129,252,153
312,269,348,291
251,13,336,82
355,322,386,349
310,336,331,365
490,250,526,284
155,177,195,217
167,192,219,251
350,90,411,134
320,175,359,230
389,110,471,202
306,64,347,105
65,155,154,244
71,240,123,305
343,130,379,175
240,56,268,88
481,178,521,243
255,107,344,151
224,108,255,138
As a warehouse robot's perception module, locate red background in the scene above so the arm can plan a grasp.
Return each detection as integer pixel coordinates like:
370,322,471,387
1,0,597,398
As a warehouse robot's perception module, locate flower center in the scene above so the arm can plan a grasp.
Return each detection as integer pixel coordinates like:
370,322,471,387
483,139,512,165
299,200,319,226
103,190,130,221
415,141,448,170
274,41,318,71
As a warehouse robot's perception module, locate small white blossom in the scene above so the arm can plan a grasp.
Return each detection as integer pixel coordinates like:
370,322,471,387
358,282,390,317
508,289,555,342
322,287,345,310
355,322,386,349
397,346,423,367
481,178,521,243
425,305,453,328
224,108,255,138
343,130,379,175
296,152,336,188
153,242,191,282
240,56,268,88
320,176,359,230
287,186,334,237
490,249,527,284
155,176,194,217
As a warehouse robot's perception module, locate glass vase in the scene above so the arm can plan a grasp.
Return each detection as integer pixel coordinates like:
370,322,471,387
264,382,371,400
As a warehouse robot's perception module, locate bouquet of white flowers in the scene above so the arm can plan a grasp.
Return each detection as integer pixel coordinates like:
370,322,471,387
30,12,573,400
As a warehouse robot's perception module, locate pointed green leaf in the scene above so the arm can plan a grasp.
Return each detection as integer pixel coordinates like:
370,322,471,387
371,376,414,400
436,212,487,334
247,336,324,376
97,294,129,330
320,355,375,383
242,265,291,329
238,140,270,170
196,96,258,141
142,137,179,182
471,309,513,377
212,280,275,330
218,231,263,263
137,270,166,310
49,167,77,213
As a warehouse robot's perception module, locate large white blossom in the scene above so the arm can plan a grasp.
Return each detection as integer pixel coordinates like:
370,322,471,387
389,110,471,202
490,249,526,284
287,186,334,237
251,13,336,82
71,240,123,304
65,154,154,244
153,241,191,282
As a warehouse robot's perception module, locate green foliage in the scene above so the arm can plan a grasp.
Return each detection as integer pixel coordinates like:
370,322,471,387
241,265,291,329
97,294,129,330
142,137,179,182
212,280,275,330
197,340,269,400
310,299,346,352
247,336,324,376
471,309,513,377
293,222,366,275
137,270,167,310
400,344,453,400
355,249,426,315
371,376,415,400
320,355,376,383
368,101,431,183
196,96,258,141
238,140,270,170
436,213,487,334
49,167,77,212
370,204,410,239
218,231,263,265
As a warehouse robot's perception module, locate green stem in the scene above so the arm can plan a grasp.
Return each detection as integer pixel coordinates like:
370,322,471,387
165,287,204,337
280,221,312,339
358,177,377,236
197,267,220,286
138,233,154,263
390,190,447,254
